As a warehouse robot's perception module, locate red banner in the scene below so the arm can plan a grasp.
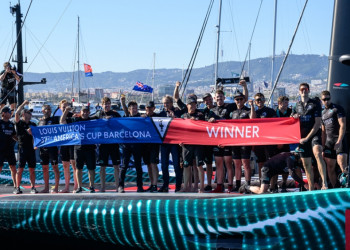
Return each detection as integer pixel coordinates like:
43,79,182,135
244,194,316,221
163,117,300,146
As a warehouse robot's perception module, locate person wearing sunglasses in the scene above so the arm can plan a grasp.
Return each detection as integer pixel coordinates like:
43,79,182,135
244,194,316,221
15,100,38,194
0,106,17,193
320,90,348,188
230,91,255,193
209,80,248,193
291,82,328,190
252,93,278,189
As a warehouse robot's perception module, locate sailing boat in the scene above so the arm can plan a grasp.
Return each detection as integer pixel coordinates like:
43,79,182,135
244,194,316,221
70,16,96,115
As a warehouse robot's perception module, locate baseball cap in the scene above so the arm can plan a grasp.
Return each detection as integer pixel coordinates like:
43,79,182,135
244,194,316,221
233,91,244,99
1,106,11,113
186,97,197,105
21,108,33,115
202,93,212,100
146,101,155,108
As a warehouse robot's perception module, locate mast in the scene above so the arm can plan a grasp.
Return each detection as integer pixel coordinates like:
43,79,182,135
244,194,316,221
270,0,277,107
327,0,350,152
77,16,81,103
11,3,24,105
214,0,222,90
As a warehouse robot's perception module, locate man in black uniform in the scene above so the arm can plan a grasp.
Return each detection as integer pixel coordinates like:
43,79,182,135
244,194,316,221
292,83,328,190
0,62,20,112
119,99,145,193
240,152,306,194
272,95,293,192
231,92,255,192
208,80,248,193
94,97,121,192
15,100,38,194
60,105,97,193
201,93,215,191
253,92,277,184
180,96,206,192
38,104,60,193
0,106,17,192
275,96,293,153
55,99,77,193
320,90,348,188
141,101,160,192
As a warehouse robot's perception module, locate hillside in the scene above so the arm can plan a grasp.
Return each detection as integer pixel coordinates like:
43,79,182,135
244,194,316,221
23,54,328,92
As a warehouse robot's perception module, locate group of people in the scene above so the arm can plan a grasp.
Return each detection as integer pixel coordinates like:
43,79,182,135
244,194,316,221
0,59,349,194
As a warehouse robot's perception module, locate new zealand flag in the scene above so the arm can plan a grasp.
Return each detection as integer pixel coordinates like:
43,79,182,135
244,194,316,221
132,81,153,93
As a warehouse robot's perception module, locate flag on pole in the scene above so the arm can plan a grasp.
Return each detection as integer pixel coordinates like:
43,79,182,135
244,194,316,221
84,63,93,77
132,81,153,93
264,81,268,88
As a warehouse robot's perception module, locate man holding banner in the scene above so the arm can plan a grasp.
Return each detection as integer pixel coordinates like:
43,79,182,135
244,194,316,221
119,99,145,193
60,105,97,193
94,97,121,192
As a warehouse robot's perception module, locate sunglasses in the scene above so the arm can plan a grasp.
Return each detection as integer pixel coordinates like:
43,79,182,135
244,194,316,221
255,98,264,102
322,97,330,101
235,98,244,101
299,88,309,92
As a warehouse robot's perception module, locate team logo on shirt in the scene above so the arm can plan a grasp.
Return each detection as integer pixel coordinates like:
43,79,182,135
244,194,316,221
151,117,172,140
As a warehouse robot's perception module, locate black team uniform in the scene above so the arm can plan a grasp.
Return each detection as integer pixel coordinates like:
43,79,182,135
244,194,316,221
260,152,304,187
275,106,293,153
322,103,348,159
231,105,252,190
66,116,97,181
292,98,322,158
211,103,237,157
95,109,121,167
254,106,277,163
0,69,17,106
119,113,144,192
59,111,75,164
38,116,59,167
0,115,16,174
181,110,206,170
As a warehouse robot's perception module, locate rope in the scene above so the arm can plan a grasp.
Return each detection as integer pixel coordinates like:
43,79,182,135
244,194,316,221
239,0,264,78
180,0,214,98
267,0,309,105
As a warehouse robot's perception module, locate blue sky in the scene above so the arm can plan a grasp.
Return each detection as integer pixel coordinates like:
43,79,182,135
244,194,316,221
0,0,334,74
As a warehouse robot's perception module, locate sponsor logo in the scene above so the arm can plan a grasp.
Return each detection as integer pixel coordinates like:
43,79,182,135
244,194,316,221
152,117,172,139
333,83,349,88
